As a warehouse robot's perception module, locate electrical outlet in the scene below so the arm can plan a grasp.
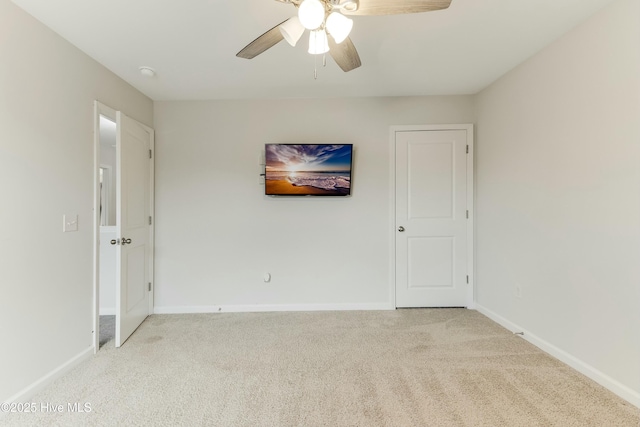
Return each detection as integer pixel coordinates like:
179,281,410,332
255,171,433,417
63,214,78,232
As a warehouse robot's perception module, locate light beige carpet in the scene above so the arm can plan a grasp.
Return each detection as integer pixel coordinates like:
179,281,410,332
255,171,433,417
4,309,639,426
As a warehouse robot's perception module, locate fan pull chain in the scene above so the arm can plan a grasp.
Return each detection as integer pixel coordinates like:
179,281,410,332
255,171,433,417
313,54,327,80
314,54,317,80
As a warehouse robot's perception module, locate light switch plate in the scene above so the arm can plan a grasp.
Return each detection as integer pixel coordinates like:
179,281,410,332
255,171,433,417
63,214,78,232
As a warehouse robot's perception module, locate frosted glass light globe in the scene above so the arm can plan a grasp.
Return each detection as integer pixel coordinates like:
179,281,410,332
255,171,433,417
326,12,353,44
280,16,305,46
308,29,329,55
298,0,325,30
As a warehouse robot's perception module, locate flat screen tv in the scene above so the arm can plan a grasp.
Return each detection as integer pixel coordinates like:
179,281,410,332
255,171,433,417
265,144,353,196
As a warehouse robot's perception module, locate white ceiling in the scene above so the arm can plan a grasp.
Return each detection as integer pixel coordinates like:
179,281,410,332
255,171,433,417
11,0,615,101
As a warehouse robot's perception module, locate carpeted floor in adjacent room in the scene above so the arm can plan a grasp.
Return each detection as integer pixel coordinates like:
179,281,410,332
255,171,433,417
99,315,115,349
4,309,639,426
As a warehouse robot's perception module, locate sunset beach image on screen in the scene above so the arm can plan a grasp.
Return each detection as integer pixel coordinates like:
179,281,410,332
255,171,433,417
265,144,353,196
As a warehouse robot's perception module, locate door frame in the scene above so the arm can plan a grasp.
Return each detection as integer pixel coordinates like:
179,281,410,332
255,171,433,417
389,124,475,309
93,101,155,352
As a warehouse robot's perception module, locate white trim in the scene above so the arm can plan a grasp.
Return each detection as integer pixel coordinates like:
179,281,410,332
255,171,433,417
465,125,475,309
148,127,155,316
475,304,640,408
388,126,397,309
99,308,116,316
2,347,93,405
154,303,393,314
389,124,475,309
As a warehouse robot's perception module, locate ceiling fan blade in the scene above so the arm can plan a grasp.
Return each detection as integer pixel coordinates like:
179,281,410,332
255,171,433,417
328,36,361,72
344,0,452,16
236,20,287,59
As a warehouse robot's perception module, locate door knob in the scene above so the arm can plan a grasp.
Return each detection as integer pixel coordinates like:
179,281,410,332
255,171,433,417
122,238,132,245
398,226,405,232
110,239,119,245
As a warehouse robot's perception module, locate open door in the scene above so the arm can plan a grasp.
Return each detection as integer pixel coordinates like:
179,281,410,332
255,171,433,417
115,111,154,347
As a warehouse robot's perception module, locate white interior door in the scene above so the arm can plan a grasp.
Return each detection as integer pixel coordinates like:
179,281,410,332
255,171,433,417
395,127,472,307
115,112,153,347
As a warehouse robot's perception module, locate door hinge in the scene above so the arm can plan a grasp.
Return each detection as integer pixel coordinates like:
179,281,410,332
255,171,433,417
149,216,152,225
149,149,152,159
466,275,469,284
148,282,152,292
466,145,469,154
466,210,469,219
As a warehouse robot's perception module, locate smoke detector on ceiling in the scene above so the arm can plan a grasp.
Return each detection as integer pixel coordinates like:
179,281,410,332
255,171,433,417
139,66,157,78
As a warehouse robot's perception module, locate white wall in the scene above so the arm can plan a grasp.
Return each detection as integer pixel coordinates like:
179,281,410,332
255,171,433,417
475,0,640,402
98,118,117,313
99,116,117,226
99,228,117,314
153,97,475,311
0,0,152,402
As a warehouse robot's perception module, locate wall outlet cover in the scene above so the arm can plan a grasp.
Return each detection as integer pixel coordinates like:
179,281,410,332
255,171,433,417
63,214,78,232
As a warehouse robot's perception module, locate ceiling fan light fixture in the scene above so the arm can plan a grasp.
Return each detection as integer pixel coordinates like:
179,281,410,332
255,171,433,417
326,12,353,44
308,29,329,55
280,16,305,46
298,0,325,30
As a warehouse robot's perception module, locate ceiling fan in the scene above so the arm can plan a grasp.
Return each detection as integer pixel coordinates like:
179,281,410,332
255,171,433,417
236,0,452,73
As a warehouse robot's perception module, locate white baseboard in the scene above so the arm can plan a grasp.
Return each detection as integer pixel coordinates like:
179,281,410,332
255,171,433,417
154,302,394,314
99,307,115,315
3,346,93,405
475,304,640,408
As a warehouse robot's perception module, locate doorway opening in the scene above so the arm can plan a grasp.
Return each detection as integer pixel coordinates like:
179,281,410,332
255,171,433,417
93,101,155,352
96,110,118,349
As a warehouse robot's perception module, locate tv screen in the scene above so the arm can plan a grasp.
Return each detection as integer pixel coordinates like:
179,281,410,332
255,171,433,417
265,144,353,196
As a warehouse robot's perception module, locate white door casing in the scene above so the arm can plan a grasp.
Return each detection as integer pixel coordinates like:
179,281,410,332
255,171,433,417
392,125,474,308
115,111,154,347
